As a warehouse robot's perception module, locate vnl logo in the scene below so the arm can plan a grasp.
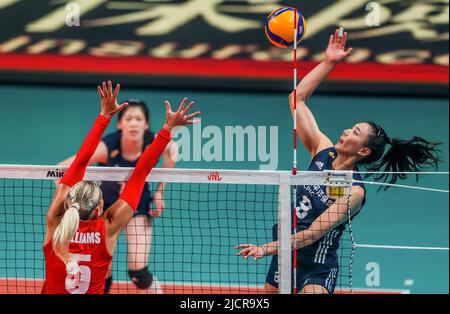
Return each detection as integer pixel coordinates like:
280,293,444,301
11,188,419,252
171,120,278,170
207,171,223,182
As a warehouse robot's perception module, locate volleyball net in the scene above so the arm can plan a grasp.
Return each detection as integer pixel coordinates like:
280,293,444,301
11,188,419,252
0,165,357,294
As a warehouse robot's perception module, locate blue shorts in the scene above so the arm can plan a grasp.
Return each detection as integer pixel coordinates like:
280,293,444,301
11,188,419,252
266,224,339,294
134,204,152,217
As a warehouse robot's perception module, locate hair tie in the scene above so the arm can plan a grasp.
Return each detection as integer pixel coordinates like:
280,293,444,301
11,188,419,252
71,203,80,210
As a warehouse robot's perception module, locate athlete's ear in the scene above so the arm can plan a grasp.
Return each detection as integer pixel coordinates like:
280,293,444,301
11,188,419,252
359,146,371,158
117,119,122,130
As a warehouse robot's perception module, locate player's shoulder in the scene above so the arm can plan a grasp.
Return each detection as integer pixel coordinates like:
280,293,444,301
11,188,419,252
144,130,156,147
312,146,336,162
102,131,121,149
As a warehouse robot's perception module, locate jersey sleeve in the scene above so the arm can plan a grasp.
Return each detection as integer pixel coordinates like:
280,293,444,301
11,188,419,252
311,147,334,163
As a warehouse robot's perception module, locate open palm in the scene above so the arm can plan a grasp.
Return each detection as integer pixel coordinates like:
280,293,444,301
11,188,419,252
164,97,200,131
325,28,353,64
98,81,129,119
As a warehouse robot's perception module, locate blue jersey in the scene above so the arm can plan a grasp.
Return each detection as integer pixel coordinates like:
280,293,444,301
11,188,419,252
295,147,366,266
99,130,157,216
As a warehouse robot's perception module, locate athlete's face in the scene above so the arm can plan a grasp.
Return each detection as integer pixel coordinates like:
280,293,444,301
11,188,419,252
117,107,148,141
335,122,372,160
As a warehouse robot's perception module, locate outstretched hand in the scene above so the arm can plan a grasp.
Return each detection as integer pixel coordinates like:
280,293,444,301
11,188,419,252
235,244,266,261
325,28,353,64
164,98,200,132
98,81,129,119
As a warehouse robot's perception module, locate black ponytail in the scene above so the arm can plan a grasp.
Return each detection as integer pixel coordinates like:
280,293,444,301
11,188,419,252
360,122,442,190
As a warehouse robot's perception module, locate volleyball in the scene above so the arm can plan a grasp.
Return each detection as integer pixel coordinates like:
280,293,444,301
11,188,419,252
264,7,307,48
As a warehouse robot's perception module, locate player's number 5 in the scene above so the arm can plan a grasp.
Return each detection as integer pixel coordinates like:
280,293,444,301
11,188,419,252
65,253,91,294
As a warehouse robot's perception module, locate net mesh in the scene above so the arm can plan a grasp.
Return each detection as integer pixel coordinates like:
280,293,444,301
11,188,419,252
0,166,353,294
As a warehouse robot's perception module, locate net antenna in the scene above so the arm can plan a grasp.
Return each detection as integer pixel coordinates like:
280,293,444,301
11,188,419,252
292,7,299,295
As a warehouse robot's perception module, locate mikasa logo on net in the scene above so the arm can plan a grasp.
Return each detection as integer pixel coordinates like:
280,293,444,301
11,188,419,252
46,170,65,178
171,120,278,170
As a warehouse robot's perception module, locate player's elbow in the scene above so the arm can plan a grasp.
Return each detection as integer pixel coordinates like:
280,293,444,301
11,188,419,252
289,91,307,108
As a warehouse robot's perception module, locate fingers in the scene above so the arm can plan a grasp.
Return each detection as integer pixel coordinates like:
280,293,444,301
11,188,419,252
100,81,120,98
334,27,345,46
328,35,334,47
184,119,200,125
177,97,188,113
342,31,348,47
334,29,339,43
108,80,113,96
237,248,253,258
343,47,353,58
98,85,105,98
112,83,120,100
182,101,194,115
186,111,201,120
165,100,172,113
235,244,261,260
110,102,129,114
102,81,107,97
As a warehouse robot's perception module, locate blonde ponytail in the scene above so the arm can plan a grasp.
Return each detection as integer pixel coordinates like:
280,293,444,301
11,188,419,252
52,181,103,265
52,203,80,264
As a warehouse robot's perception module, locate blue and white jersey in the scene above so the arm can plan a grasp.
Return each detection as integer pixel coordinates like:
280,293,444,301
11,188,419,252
99,130,157,215
295,147,366,266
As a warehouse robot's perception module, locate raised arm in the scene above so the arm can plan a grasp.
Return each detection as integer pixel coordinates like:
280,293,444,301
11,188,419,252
45,82,128,238
104,98,200,247
289,28,353,158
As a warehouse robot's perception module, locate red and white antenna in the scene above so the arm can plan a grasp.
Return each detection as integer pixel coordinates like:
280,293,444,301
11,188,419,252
292,8,299,177
292,7,299,295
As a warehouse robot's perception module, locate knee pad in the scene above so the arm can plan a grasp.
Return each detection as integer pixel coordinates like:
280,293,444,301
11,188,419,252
104,276,113,294
128,267,153,289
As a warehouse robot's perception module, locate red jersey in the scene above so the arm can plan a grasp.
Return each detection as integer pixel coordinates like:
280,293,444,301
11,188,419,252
42,218,113,294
